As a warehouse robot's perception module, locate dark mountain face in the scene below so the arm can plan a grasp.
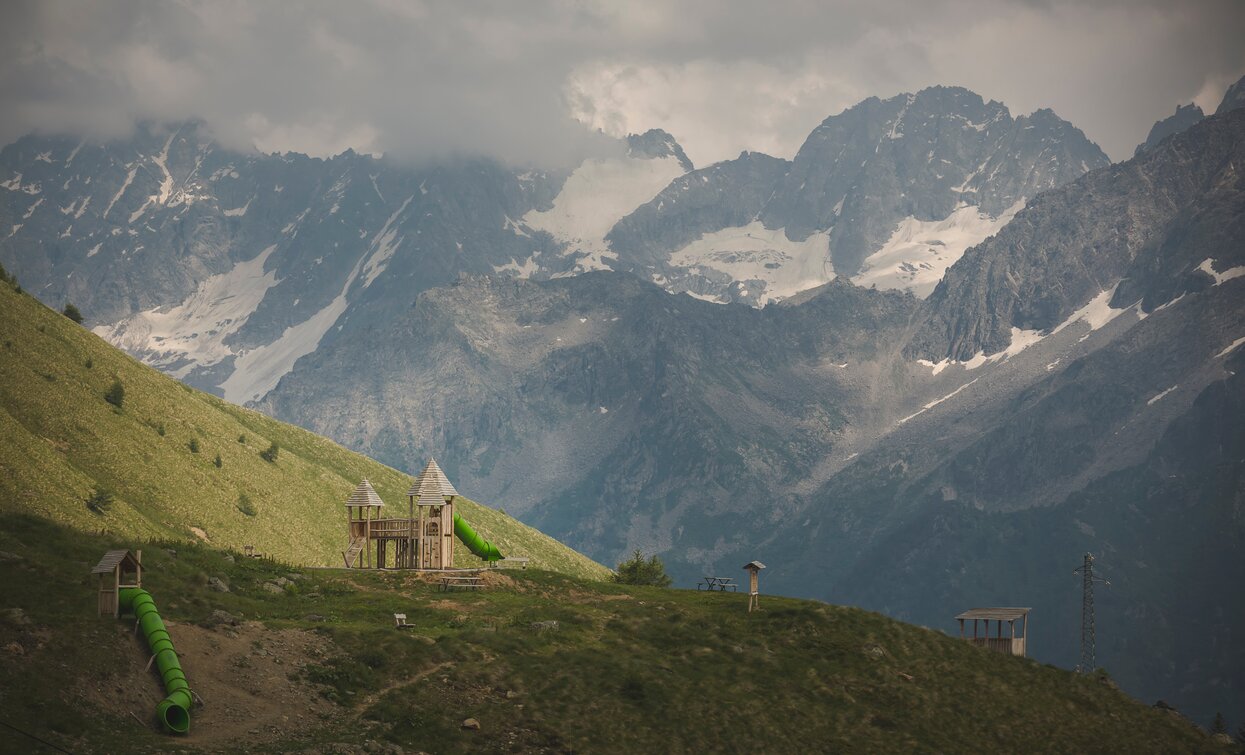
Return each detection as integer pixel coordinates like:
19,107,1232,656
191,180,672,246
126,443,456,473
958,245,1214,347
1218,73,1245,114
1135,103,1205,156
912,108,1245,362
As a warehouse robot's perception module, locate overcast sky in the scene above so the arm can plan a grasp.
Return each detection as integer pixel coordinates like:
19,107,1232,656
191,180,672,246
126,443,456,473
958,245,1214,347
1,0,1242,168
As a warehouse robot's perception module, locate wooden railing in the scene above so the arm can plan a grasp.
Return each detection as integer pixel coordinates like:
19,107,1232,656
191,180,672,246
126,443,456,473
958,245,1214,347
965,637,1025,656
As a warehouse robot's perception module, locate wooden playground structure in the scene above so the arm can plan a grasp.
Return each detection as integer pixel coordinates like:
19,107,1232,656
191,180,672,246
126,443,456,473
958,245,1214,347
343,458,517,571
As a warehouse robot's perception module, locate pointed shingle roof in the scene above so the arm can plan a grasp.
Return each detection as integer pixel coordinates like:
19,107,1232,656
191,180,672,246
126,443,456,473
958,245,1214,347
406,458,459,504
91,549,138,574
344,478,384,507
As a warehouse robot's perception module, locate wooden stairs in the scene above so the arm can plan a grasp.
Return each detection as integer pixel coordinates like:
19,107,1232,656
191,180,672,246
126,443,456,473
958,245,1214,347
342,538,364,568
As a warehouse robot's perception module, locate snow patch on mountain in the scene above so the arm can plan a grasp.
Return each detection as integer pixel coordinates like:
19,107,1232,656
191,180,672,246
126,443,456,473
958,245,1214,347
668,222,834,305
493,255,541,279
220,235,380,404
360,195,413,287
852,201,1024,298
1197,258,1245,286
523,154,686,273
94,244,280,379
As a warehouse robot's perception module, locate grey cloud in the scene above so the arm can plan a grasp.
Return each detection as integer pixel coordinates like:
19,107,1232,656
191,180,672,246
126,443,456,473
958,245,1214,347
1,0,1242,167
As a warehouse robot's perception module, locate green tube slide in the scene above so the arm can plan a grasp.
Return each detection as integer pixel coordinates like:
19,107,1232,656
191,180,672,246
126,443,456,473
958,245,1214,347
119,587,192,734
453,513,503,562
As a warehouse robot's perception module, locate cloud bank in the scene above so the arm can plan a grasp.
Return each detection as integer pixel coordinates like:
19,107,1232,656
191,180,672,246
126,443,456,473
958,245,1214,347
1,0,1242,166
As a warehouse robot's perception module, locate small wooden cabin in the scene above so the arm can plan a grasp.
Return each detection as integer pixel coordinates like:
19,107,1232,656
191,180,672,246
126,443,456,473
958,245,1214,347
92,549,142,618
956,607,1031,657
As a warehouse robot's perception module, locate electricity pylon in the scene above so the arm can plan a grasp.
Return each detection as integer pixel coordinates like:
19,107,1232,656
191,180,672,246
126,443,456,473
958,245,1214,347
1074,552,1110,674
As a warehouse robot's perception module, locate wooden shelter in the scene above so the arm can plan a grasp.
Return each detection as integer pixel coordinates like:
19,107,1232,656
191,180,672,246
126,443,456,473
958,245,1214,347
743,560,765,612
92,549,142,618
342,459,463,570
956,607,1031,657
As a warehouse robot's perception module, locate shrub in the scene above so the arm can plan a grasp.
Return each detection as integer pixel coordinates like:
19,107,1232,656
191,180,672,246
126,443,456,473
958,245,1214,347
214,453,222,468
84,358,93,369
238,434,246,444
62,302,83,324
611,550,672,587
260,442,279,463
156,423,165,436
188,438,200,454
104,379,125,408
85,486,114,515
237,493,256,517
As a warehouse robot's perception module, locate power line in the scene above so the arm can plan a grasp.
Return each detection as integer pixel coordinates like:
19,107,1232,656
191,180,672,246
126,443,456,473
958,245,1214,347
0,718,75,754
1073,551,1110,674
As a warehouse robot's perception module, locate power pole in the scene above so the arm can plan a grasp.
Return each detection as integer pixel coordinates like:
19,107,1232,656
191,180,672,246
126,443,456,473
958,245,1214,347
1073,552,1109,674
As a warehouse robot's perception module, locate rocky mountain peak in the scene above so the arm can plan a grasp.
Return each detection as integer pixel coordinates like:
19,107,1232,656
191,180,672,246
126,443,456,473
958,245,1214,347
1135,103,1206,156
626,129,694,171
1217,73,1245,114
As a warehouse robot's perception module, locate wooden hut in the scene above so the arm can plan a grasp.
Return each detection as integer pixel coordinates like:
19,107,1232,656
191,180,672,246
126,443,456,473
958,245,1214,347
343,479,384,568
955,607,1031,657
407,458,459,570
92,549,142,618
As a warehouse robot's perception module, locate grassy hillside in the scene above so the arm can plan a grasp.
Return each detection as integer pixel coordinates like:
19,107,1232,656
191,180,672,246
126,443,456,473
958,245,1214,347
0,278,607,580
0,514,1223,754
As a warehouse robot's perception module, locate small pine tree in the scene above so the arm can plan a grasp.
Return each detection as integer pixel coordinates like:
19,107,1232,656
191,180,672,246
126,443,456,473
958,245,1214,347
104,379,125,408
84,358,93,369
188,438,200,453
238,434,247,444
611,549,673,587
1212,711,1227,735
156,423,165,436
62,302,83,324
237,493,256,517
85,486,114,514
259,442,279,463
213,453,222,468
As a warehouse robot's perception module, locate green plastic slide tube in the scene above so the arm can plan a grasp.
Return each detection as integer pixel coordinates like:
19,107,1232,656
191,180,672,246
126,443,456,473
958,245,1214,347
118,587,192,734
452,513,504,561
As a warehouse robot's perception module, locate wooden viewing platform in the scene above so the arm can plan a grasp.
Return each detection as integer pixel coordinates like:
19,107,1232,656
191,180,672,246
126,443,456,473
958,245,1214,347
956,607,1031,657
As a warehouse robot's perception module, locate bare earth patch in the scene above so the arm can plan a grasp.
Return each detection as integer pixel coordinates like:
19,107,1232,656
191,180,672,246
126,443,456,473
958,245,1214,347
77,620,340,749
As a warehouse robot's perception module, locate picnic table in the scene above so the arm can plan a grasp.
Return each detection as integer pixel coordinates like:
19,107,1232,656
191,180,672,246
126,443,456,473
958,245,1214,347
698,576,738,592
439,573,484,592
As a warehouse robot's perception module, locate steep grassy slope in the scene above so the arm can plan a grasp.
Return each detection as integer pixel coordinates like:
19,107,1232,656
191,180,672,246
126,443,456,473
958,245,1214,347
0,515,1221,754
0,279,606,580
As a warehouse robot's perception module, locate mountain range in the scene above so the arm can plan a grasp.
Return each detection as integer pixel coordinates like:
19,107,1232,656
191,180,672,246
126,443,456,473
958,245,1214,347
3,79,1244,724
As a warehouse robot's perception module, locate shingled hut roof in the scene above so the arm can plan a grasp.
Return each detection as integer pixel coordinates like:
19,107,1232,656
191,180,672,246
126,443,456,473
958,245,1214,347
406,458,459,504
344,478,385,507
90,549,138,574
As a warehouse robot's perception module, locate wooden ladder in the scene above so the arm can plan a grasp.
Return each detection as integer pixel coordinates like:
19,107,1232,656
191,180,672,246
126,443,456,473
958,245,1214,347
342,538,364,568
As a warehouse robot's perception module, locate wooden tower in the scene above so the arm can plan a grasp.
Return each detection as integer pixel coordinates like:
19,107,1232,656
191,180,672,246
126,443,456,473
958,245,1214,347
92,549,142,618
743,561,765,612
343,479,384,568
407,458,459,570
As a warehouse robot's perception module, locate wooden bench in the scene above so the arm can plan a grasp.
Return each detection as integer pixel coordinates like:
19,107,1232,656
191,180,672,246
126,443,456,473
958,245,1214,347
439,575,484,592
394,613,413,629
697,576,738,592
